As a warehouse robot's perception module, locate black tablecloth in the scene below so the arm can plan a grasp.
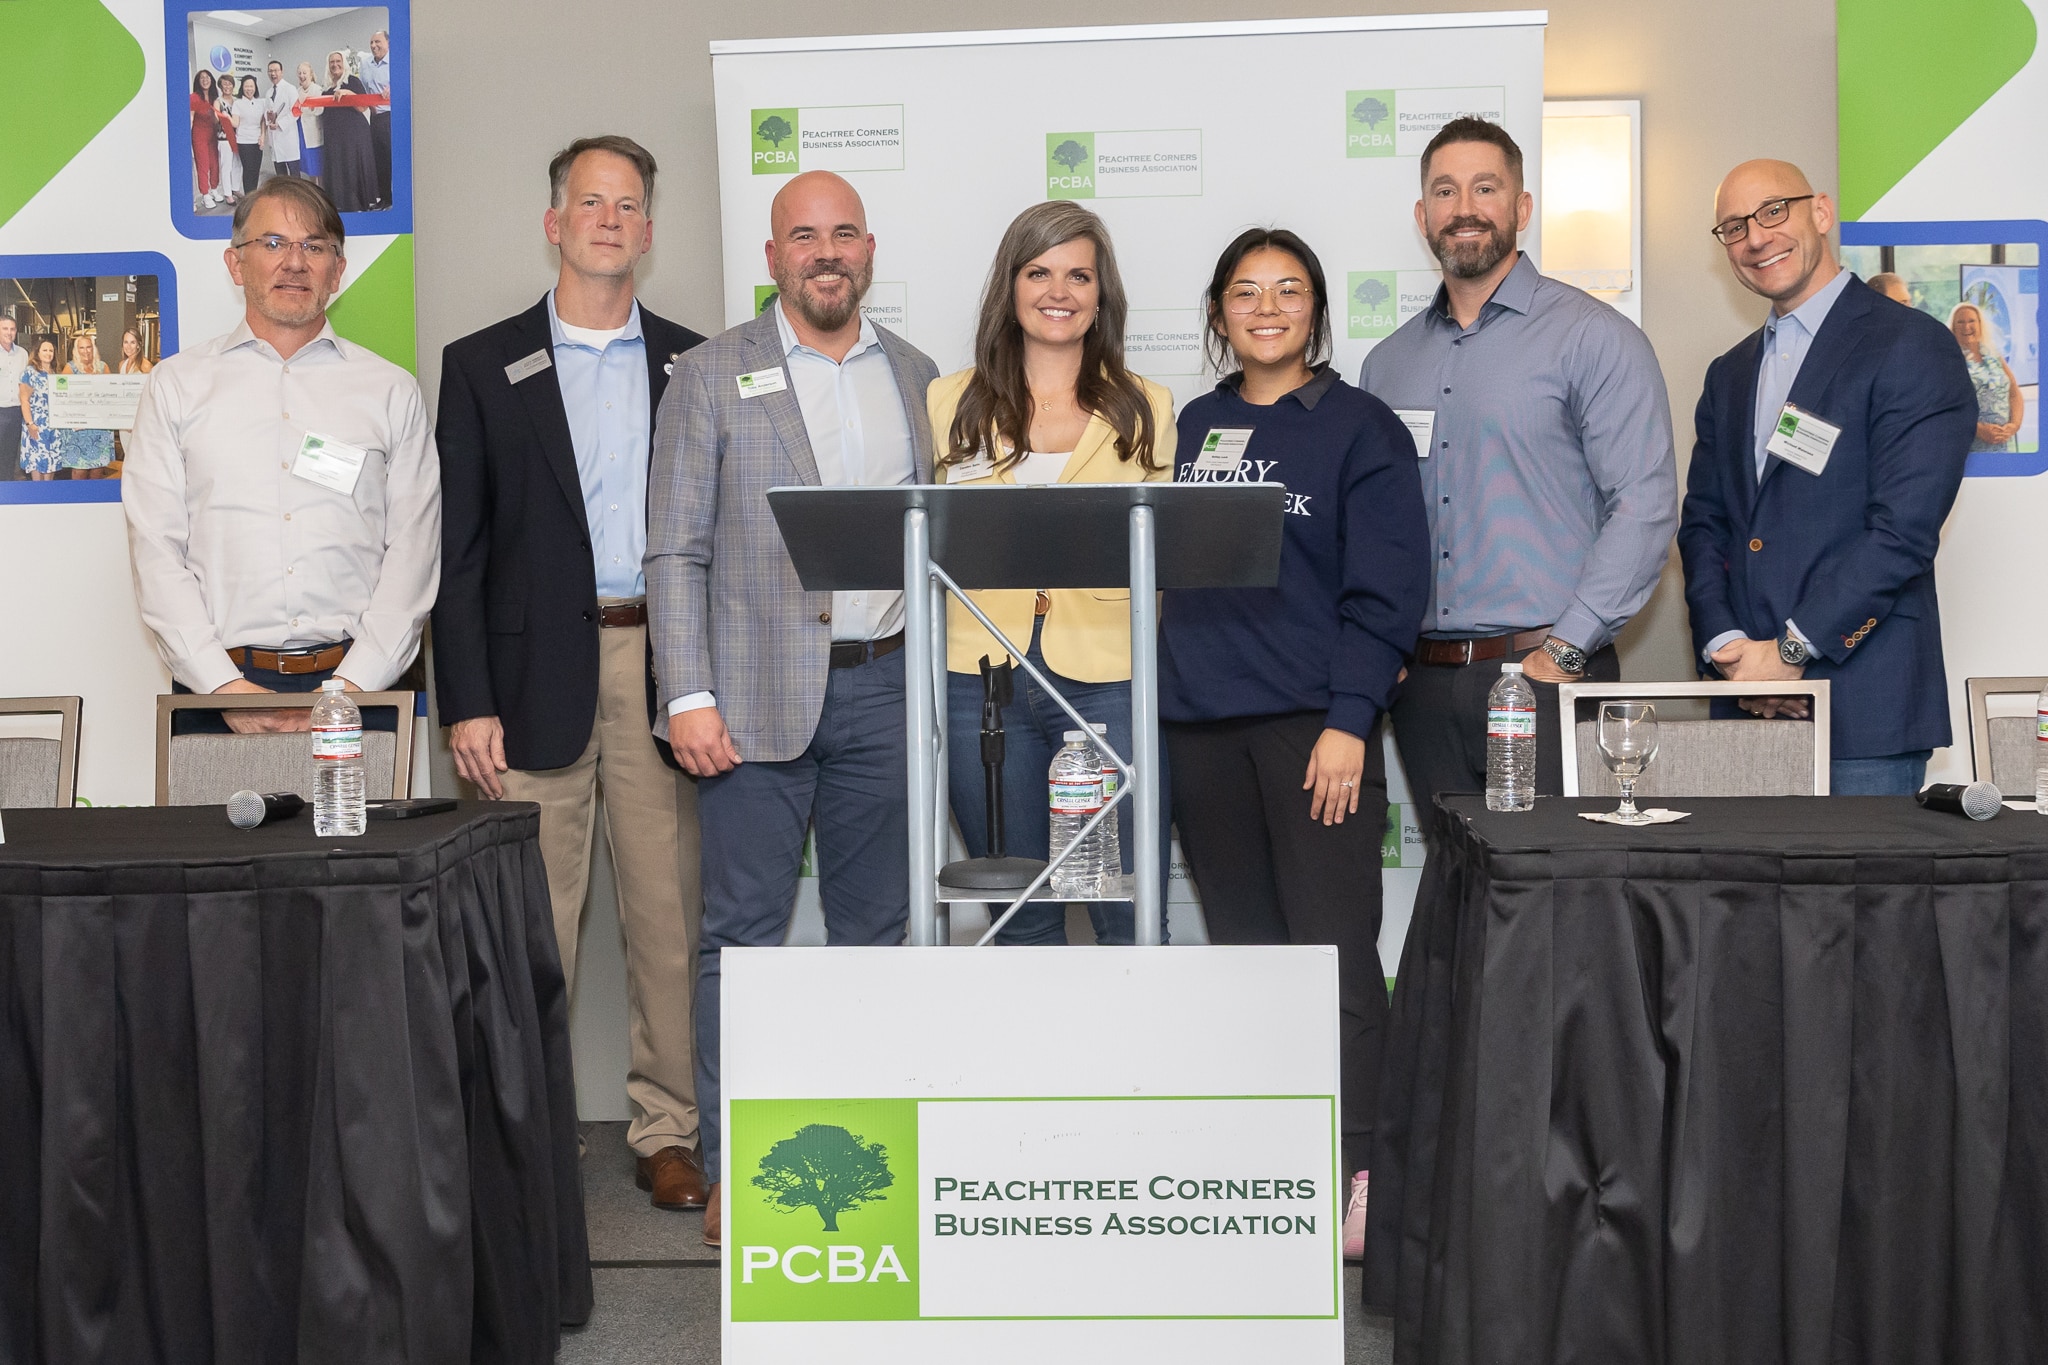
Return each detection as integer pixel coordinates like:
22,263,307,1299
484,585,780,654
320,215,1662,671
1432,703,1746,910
1366,795,2048,1365
0,803,591,1364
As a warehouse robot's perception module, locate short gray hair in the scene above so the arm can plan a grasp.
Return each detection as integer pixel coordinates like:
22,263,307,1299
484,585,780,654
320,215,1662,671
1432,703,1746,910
548,135,657,209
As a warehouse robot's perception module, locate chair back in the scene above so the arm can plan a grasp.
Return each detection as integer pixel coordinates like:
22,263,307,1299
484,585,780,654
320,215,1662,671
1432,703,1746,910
1965,677,2047,797
0,696,82,809
154,692,414,806
1559,680,1832,798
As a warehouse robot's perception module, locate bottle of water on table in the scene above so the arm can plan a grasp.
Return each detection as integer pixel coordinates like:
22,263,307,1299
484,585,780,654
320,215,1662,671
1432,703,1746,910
1486,662,1537,812
1090,722,1123,896
312,678,366,837
1049,730,1106,897
2036,683,2048,813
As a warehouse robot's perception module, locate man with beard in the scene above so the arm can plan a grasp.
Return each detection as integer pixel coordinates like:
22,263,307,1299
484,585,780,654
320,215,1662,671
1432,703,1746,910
645,169,938,1247
1359,117,1676,811
123,177,439,730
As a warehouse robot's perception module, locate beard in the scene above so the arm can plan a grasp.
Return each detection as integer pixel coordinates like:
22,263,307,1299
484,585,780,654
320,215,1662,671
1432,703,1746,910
250,275,331,329
1429,215,1517,280
775,255,872,332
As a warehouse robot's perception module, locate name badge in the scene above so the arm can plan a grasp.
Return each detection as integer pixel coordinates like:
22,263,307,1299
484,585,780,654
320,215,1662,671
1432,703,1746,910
291,431,369,496
948,453,997,483
1764,403,1841,476
1193,428,1253,474
736,367,790,398
504,349,552,385
1393,408,1436,459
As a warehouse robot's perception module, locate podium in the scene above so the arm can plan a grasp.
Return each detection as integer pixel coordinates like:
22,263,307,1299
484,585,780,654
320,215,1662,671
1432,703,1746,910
767,482,1286,946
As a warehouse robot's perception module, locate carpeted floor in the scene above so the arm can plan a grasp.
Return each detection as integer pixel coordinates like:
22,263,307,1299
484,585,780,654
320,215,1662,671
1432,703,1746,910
560,1121,1394,1363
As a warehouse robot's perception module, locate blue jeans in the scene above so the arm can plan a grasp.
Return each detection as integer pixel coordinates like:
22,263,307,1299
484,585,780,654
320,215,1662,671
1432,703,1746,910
1830,750,1933,796
945,620,1169,945
693,647,910,1176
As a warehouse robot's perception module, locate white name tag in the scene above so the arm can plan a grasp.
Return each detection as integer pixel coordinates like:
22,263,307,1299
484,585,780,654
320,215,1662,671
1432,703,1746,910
1764,403,1841,476
504,349,552,385
1193,427,1254,474
1394,408,1436,459
736,367,790,399
291,431,369,495
948,453,997,483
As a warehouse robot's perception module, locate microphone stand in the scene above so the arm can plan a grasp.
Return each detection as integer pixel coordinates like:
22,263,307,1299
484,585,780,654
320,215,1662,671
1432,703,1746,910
938,654,1047,891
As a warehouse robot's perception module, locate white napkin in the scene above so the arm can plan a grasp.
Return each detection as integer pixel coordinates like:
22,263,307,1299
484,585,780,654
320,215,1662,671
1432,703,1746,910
1578,808,1692,826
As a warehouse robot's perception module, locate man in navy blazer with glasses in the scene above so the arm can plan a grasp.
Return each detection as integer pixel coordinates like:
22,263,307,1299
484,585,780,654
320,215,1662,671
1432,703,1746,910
1678,159,1976,795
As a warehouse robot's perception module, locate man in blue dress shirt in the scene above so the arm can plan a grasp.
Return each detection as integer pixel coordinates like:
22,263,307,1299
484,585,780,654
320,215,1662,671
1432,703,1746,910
361,28,392,208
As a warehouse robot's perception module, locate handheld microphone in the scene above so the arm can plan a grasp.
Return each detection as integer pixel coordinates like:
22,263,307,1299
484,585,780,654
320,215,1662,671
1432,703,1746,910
227,790,306,830
1916,781,2002,821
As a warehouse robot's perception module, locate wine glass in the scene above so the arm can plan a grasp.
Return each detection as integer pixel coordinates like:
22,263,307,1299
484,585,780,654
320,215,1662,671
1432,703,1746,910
1597,701,1660,823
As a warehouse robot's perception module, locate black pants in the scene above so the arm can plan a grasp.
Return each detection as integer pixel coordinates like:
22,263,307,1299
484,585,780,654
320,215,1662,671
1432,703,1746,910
1390,641,1622,821
370,112,392,205
0,410,22,480
1166,710,1387,1175
237,144,263,193
170,646,418,734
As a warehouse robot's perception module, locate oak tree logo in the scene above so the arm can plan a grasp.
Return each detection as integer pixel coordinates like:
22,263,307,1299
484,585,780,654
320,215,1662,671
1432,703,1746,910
1351,96,1390,130
756,114,794,148
1345,89,1396,158
751,107,801,175
752,1124,894,1232
1051,139,1089,172
1353,277,1391,309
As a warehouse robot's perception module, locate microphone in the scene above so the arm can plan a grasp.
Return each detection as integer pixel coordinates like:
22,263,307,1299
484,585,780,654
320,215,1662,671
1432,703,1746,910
227,790,306,830
1916,781,2002,821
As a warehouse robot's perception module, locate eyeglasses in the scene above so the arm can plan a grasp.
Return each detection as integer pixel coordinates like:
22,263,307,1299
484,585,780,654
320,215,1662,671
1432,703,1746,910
1709,195,1815,245
1222,282,1313,314
234,235,338,261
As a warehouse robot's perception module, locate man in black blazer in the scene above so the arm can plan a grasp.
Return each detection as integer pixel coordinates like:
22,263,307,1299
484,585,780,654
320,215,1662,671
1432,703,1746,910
434,136,710,1208
1679,160,1975,794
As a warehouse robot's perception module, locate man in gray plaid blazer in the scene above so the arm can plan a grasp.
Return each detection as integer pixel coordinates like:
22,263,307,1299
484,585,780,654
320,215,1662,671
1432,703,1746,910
645,171,937,1245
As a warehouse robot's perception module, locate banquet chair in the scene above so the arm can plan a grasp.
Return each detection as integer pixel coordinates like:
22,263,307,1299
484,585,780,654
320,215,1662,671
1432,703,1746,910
1965,676,2047,797
1558,680,1832,798
0,696,82,809
154,692,415,806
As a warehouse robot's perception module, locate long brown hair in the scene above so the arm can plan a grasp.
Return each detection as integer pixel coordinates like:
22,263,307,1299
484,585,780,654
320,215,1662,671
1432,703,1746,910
946,201,1159,473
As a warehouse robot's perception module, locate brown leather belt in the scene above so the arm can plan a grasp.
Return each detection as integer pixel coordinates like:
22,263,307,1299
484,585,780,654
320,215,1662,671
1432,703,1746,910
228,643,347,674
598,602,647,628
830,632,905,669
1414,627,1553,668
1035,591,1052,617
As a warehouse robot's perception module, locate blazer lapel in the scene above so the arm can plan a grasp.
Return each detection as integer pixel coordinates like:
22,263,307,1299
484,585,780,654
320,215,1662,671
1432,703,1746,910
741,312,821,486
875,327,935,482
1759,277,1872,495
505,299,585,519
1729,328,1763,520
1061,413,1117,483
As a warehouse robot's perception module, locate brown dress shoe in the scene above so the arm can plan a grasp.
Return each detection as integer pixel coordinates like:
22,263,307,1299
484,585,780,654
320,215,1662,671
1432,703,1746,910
635,1146,709,1210
703,1183,722,1248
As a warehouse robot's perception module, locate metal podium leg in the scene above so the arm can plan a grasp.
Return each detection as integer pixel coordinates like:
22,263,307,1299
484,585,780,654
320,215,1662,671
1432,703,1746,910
930,568,949,945
904,507,938,947
1129,504,1163,945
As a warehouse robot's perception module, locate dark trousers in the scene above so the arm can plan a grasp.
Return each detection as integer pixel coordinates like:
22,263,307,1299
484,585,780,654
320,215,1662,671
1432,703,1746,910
1166,710,1387,1175
692,648,910,1176
1390,641,1622,819
273,158,300,178
0,409,22,480
169,644,413,733
237,144,262,193
370,112,392,205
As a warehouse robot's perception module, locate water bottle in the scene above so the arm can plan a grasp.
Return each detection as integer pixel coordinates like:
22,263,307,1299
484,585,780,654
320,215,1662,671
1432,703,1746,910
311,678,367,836
1049,730,1106,897
1485,662,1538,812
2036,684,2048,813
1090,723,1124,895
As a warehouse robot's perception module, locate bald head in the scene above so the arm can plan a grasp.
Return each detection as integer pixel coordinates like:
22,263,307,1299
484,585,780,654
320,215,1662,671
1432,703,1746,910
1712,158,1839,315
770,171,866,241
765,171,875,338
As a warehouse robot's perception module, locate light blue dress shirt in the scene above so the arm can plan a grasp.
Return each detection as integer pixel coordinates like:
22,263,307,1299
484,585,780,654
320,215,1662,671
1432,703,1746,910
1702,266,1855,660
548,290,650,599
360,54,390,96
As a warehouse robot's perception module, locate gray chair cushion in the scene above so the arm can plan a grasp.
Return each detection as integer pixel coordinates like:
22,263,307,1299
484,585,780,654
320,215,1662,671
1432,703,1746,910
166,731,399,806
0,736,62,809
1987,714,2037,798
1574,717,1818,798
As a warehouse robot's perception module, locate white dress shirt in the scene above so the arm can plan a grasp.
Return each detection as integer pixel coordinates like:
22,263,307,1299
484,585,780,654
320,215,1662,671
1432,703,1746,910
0,342,27,392
122,318,441,693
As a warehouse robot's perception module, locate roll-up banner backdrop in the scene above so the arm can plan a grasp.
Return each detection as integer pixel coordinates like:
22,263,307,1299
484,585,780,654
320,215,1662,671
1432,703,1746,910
712,13,1546,966
1837,0,2047,780
0,0,416,805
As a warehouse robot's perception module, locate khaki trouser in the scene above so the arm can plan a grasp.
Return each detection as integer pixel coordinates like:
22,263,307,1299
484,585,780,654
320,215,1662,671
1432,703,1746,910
501,621,702,1157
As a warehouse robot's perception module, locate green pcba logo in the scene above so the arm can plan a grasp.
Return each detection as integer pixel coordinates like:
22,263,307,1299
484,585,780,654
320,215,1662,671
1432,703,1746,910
754,284,780,316
1346,90,1395,157
1200,431,1224,455
1047,132,1095,199
1777,411,1801,436
752,107,799,175
730,1099,919,1321
1347,272,1399,339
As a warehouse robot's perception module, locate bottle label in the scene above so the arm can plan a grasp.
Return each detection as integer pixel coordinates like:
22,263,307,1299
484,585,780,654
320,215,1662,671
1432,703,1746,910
1487,705,1536,739
1101,769,1120,801
1049,778,1103,814
313,723,364,761
2038,705,2048,743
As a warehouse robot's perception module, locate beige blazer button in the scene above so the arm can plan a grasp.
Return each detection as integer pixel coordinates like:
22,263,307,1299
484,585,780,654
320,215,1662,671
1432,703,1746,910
1748,538,1763,552
819,611,832,624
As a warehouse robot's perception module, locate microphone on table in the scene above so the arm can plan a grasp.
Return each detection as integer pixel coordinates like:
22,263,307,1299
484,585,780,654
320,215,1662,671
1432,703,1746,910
227,790,306,830
1916,781,2002,821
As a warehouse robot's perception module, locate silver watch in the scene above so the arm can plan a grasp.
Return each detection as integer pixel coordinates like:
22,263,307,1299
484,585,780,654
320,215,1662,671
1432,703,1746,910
1778,633,1811,666
1541,636,1588,675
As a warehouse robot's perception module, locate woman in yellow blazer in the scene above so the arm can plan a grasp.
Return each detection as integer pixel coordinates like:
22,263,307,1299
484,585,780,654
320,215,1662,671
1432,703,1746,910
930,200,1176,944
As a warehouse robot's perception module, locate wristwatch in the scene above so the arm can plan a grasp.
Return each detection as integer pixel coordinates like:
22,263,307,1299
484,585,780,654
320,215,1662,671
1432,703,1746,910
1541,636,1588,676
1778,633,1811,666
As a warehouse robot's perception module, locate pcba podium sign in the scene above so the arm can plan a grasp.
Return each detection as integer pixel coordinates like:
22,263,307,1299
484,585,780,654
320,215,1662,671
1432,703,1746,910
721,945,1343,1362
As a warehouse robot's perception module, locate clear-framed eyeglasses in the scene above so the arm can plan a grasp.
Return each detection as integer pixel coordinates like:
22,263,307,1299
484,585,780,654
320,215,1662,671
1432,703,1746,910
234,235,339,261
1222,281,1313,314
1709,195,1815,246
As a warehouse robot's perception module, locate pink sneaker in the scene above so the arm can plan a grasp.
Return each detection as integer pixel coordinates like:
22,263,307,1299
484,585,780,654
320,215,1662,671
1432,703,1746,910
1342,1170,1369,1261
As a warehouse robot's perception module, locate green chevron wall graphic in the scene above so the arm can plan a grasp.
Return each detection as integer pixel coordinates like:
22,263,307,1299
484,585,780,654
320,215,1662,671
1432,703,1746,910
0,0,146,230
328,235,418,373
1838,0,2038,218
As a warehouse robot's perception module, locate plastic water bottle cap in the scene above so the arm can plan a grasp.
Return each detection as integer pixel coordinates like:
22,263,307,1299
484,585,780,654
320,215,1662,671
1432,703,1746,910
1501,662,1523,674
1064,730,1087,742
1090,723,1107,734
320,678,345,691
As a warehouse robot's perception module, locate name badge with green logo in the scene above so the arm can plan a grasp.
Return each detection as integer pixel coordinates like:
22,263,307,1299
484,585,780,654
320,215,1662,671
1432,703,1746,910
736,367,790,399
1193,428,1253,475
1764,403,1841,476
291,431,369,496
